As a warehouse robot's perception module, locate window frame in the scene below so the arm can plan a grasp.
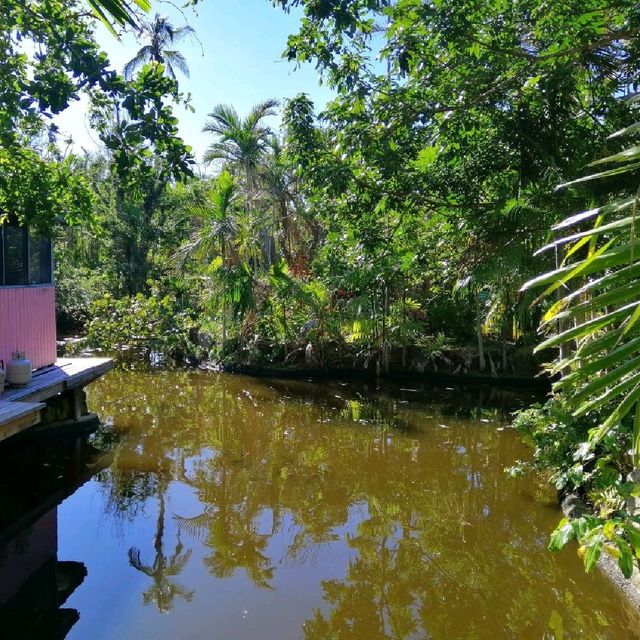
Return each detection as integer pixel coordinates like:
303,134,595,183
0,220,53,287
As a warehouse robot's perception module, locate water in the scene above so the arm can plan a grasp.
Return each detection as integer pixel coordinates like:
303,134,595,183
1,369,639,639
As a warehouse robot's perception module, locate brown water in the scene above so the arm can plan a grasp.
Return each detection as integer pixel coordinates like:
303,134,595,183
1,369,639,639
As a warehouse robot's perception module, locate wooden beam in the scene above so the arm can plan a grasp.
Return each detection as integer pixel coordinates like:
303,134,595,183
0,401,45,443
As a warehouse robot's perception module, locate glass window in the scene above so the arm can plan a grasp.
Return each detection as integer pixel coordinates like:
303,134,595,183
29,231,52,285
1,221,52,286
3,223,28,285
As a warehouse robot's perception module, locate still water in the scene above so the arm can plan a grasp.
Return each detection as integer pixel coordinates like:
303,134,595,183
1,369,639,639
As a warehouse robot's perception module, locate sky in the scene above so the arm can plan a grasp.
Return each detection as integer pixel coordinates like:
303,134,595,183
56,0,336,164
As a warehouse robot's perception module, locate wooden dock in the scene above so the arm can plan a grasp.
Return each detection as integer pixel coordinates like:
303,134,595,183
0,358,113,443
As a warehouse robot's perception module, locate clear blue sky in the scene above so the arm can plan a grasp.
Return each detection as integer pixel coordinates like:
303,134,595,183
57,0,335,164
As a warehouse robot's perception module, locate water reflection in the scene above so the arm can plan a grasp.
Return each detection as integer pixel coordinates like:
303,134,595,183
127,481,194,613
77,370,640,639
0,430,109,639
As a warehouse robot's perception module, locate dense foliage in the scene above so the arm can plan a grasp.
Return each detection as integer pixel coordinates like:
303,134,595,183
0,0,190,236
62,0,639,376
517,117,640,579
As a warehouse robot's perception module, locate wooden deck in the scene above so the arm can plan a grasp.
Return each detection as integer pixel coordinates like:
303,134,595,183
0,358,113,442
0,401,45,442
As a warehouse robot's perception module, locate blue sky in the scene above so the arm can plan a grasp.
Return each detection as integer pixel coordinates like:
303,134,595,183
57,0,335,164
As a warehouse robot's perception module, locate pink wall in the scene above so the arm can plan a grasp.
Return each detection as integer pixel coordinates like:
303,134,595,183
0,286,57,370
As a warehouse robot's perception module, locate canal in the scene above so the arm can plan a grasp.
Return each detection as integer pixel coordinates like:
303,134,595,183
1,368,639,639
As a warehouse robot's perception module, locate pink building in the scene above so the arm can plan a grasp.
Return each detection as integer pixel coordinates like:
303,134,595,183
0,220,57,370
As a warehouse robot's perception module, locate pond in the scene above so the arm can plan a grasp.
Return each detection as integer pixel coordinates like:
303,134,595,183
1,369,639,639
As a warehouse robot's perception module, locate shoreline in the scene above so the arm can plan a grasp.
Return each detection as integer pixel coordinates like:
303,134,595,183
218,362,552,390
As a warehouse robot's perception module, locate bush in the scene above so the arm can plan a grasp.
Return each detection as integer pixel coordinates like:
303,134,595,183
513,401,640,578
83,287,200,362
55,263,111,331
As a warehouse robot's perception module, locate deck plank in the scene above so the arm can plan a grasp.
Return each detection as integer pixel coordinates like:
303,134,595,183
0,401,46,442
1,357,113,403
0,358,113,439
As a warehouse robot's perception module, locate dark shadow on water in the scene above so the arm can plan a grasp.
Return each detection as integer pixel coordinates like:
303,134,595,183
0,427,109,639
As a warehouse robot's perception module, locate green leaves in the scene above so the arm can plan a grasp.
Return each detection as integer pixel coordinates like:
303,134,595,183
0,0,157,233
92,63,194,194
617,539,634,578
583,534,604,572
88,0,150,33
413,146,438,171
524,119,640,441
526,118,640,579
0,147,94,232
549,518,575,551
85,289,196,357
548,514,640,578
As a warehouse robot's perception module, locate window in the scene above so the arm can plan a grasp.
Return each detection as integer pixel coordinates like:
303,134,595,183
0,220,53,286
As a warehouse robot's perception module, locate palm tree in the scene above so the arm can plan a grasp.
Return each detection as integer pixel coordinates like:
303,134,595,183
203,100,279,268
127,485,194,613
203,100,279,172
124,14,194,80
523,118,640,578
260,135,303,264
179,171,241,346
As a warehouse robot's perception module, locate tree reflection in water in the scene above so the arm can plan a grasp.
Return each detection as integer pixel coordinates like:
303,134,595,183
87,370,640,639
127,479,194,613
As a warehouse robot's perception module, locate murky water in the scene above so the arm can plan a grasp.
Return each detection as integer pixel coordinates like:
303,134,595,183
1,369,639,639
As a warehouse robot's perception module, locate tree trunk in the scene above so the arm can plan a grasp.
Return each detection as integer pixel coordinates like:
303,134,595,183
475,292,486,371
221,243,227,349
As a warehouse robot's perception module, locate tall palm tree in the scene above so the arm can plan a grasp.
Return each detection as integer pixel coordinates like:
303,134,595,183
203,100,279,268
124,14,194,80
202,100,279,172
179,171,241,346
260,135,305,264
127,482,194,613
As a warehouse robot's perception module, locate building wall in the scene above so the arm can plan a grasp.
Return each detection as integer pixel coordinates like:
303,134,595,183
0,286,57,370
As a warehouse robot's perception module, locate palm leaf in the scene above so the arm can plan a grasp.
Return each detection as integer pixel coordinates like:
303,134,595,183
527,119,640,451
88,0,150,32
123,45,153,79
165,50,190,79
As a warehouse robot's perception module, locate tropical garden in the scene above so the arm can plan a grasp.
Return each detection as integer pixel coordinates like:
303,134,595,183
4,0,640,587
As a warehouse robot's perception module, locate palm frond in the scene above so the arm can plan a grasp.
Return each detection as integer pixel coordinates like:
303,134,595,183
203,105,242,136
165,50,190,79
174,513,213,541
246,99,279,134
524,121,640,446
173,25,196,41
203,143,235,165
123,45,153,79
88,0,150,33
